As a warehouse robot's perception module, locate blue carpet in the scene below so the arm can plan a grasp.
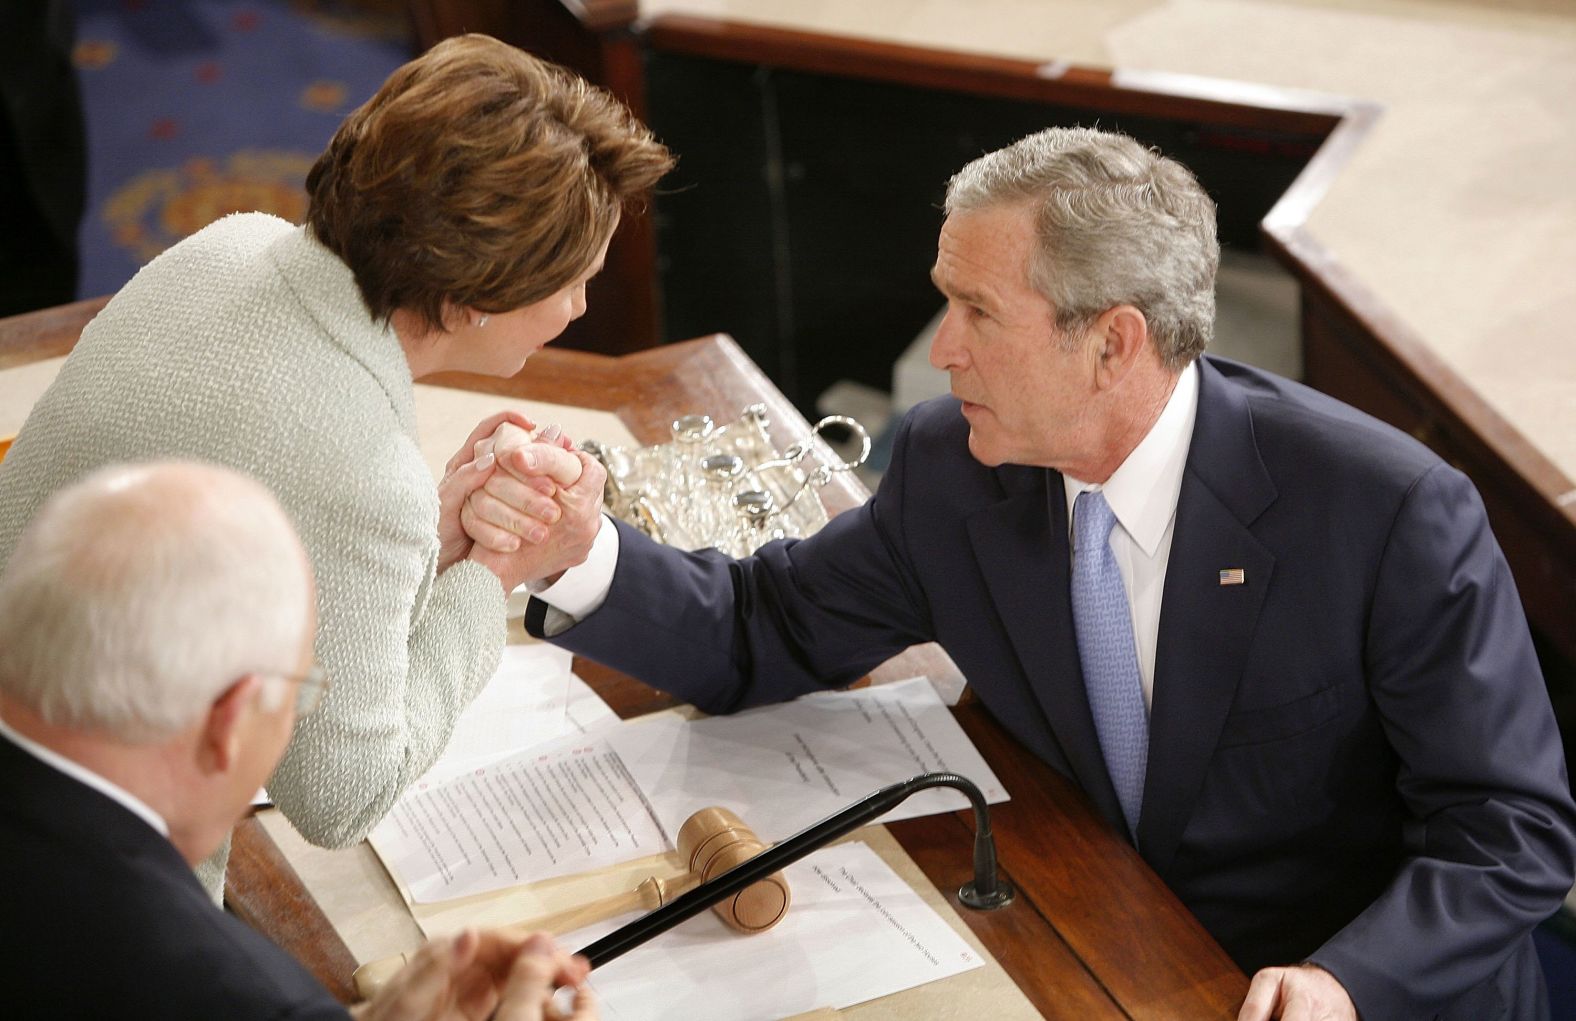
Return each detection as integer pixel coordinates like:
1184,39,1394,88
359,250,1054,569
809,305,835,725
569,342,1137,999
70,0,411,299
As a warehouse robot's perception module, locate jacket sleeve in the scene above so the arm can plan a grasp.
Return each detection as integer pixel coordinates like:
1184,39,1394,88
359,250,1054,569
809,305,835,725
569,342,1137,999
265,432,506,848
1308,462,1576,1016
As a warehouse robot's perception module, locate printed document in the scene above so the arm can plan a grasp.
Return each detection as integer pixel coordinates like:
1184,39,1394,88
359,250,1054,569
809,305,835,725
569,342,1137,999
261,644,610,810
606,675,1008,842
371,676,1006,902
415,643,618,788
577,840,984,1021
373,735,669,903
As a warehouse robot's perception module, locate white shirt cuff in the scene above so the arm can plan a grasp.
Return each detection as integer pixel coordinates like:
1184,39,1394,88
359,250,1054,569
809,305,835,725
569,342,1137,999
516,513,620,620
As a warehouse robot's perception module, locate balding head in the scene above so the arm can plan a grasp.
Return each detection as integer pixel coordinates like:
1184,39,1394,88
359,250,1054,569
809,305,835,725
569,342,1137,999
0,462,313,742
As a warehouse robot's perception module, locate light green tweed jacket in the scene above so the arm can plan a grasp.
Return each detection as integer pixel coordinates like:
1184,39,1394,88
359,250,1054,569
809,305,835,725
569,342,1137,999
0,213,506,891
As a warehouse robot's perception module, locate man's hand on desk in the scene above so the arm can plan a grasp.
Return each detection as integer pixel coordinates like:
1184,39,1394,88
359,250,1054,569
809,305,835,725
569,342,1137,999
354,929,595,1021
463,420,607,592
1237,963,1357,1021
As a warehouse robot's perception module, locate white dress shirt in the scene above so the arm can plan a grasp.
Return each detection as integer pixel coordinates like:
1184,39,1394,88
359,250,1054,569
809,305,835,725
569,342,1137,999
535,363,1200,711
524,508,622,620
1062,362,1199,710
0,713,170,838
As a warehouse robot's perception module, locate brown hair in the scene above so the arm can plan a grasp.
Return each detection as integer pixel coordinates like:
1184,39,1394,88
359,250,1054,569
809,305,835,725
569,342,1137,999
306,34,674,332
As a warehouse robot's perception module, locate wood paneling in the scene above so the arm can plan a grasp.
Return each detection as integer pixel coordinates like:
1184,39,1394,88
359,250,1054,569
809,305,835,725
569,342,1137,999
645,15,1342,137
229,815,362,1004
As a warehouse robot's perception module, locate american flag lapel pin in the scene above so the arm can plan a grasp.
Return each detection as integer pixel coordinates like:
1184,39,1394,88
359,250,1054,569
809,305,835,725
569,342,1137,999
1218,568,1246,586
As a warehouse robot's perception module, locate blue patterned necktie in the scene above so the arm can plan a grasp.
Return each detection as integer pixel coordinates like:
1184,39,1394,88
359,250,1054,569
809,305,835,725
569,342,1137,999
1070,490,1148,837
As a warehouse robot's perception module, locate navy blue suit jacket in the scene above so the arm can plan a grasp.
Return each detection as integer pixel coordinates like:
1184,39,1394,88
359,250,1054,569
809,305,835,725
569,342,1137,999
0,734,348,1019
535,357,1576,1019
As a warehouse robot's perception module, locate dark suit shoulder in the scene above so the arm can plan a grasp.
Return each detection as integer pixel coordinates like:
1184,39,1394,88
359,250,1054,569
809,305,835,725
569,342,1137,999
1206,356,1443,495
0,744,346,1020
891,396,1037,496
898,395,972,455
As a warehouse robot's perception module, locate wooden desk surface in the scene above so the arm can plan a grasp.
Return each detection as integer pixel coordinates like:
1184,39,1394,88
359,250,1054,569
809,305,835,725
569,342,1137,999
0,300,1246,1019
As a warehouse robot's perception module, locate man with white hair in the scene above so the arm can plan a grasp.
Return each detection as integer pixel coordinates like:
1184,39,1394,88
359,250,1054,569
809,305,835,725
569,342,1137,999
0,461,594,1020
496,127,1576,1019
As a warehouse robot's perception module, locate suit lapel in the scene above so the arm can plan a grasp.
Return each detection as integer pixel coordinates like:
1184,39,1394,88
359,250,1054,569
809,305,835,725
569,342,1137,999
965,465,1126,829
1139,358,1277,871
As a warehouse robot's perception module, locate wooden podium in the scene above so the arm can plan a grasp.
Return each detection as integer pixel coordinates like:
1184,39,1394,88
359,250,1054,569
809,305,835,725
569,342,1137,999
0,301,1247,1019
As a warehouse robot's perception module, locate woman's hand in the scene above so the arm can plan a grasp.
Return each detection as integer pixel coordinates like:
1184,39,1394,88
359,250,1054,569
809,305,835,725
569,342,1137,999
462,421,584,552
355,930,593,1021
467,447,606,593
436,412,544,573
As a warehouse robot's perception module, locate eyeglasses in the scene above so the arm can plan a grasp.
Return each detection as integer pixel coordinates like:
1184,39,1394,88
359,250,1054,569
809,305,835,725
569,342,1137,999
271,663,330,717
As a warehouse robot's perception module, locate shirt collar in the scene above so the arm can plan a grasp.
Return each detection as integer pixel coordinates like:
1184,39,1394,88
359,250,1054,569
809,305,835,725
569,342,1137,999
0,714,171,838
1063,360,1199,556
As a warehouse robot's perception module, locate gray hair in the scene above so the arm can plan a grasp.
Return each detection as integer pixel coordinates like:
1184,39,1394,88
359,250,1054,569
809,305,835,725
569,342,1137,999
944,126,1219,369
0,461,312,742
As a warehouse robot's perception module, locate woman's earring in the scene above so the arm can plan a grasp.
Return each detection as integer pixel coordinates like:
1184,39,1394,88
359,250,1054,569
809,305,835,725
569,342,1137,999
477,314,490,328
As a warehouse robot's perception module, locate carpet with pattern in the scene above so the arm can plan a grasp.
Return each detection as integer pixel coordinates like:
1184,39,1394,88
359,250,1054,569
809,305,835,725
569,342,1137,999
71,0,411,299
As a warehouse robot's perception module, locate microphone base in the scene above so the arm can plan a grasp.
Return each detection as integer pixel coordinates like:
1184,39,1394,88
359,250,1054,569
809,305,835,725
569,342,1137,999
958,877,1015,910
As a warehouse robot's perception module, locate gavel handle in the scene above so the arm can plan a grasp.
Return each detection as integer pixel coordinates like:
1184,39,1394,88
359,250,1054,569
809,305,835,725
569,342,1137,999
351,873,701,1000
528,872,700,935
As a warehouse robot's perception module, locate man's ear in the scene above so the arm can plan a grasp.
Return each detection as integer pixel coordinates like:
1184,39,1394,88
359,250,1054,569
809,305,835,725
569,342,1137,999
1092,304,1149,390
197,675,262,775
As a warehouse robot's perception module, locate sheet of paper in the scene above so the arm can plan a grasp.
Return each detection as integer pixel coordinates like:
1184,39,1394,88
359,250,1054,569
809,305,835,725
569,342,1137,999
573,841,984,1021
372,734,670,902
607,676,1008,843
371,676,1006,903
0,355,66,437
415,644,618,788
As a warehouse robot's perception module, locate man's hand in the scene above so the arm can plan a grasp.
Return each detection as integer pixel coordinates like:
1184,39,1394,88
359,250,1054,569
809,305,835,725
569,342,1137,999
356,929,593,1021
463,422,585,552
494,936,596,1021
1237,964,1356,1021
467,447,607,592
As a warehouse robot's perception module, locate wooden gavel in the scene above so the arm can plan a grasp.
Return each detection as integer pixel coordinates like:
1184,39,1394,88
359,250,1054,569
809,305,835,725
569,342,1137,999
353,806,790,999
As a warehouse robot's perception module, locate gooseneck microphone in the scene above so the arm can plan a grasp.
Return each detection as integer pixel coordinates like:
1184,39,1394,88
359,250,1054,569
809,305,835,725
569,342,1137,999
576,771,1014,969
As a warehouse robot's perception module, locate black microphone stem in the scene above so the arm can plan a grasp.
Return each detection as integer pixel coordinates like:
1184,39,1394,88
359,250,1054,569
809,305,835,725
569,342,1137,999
576,771,1013,970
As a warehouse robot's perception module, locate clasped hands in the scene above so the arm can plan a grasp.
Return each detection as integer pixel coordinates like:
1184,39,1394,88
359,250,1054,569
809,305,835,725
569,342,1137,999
437,411,607,593
354,929,593,1021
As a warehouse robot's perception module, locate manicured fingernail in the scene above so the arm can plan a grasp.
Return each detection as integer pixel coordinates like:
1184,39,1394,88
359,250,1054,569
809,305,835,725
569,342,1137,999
477,451,495,470
521,450,538,470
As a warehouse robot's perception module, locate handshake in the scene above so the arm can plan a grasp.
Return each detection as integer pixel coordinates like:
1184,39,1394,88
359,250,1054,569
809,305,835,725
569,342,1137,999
436,410,610,594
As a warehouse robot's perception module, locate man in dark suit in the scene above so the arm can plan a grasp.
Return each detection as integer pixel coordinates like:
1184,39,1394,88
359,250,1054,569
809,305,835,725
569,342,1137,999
494,127,1576,1019
0,461,596,1020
